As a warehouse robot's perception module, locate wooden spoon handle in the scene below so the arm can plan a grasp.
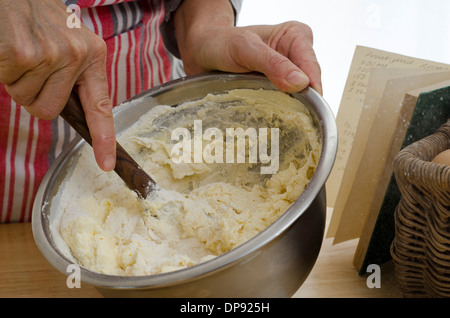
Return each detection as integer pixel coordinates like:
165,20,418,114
60,93,155,199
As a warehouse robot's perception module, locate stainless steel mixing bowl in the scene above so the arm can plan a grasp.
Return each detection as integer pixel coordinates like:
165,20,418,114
32,72,337,297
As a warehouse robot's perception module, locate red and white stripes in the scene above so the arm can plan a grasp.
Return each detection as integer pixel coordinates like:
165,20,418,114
0,0,173,223
82,0,171,104
0,88,54,223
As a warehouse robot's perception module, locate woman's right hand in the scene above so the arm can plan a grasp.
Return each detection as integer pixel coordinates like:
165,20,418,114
0,0,116,171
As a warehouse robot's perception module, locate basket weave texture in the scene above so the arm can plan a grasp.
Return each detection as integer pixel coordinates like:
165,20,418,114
391,119,450,297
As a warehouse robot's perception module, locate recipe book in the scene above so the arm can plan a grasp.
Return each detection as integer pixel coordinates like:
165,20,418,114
325,45,450,272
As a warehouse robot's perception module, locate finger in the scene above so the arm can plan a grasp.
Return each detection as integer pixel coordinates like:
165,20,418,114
0,53,32,85
0,35,39,85
232,33,310,93
77,62,116,172
271,23,323,95
289,39,323,95
21,67,79,120
301,58,322,96
4,62,58,108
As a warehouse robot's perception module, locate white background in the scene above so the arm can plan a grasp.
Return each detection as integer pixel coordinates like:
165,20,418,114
237,0,450,115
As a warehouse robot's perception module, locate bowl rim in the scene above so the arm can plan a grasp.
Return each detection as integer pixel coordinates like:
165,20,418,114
32,72,337,289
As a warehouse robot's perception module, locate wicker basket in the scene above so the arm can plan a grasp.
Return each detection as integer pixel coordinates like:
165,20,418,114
391,119,450,297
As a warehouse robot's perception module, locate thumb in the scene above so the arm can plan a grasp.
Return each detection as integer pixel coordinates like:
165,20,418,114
76,64,116,172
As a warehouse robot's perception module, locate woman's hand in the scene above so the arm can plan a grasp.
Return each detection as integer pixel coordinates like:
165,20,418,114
174,0,322,95
0,0,116,171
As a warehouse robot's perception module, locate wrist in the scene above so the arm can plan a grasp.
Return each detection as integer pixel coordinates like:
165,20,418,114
174,0,235,72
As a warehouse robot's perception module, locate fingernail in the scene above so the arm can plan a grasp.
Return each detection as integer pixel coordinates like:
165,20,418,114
286,71,309,89
102,154,116,171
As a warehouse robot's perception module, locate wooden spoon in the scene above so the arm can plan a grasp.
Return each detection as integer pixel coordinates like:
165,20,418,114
60,93,156,199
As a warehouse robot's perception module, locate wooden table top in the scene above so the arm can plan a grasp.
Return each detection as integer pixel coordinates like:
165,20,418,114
0,209,402,298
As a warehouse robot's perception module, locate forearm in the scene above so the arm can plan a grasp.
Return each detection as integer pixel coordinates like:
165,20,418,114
173,0,235,73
